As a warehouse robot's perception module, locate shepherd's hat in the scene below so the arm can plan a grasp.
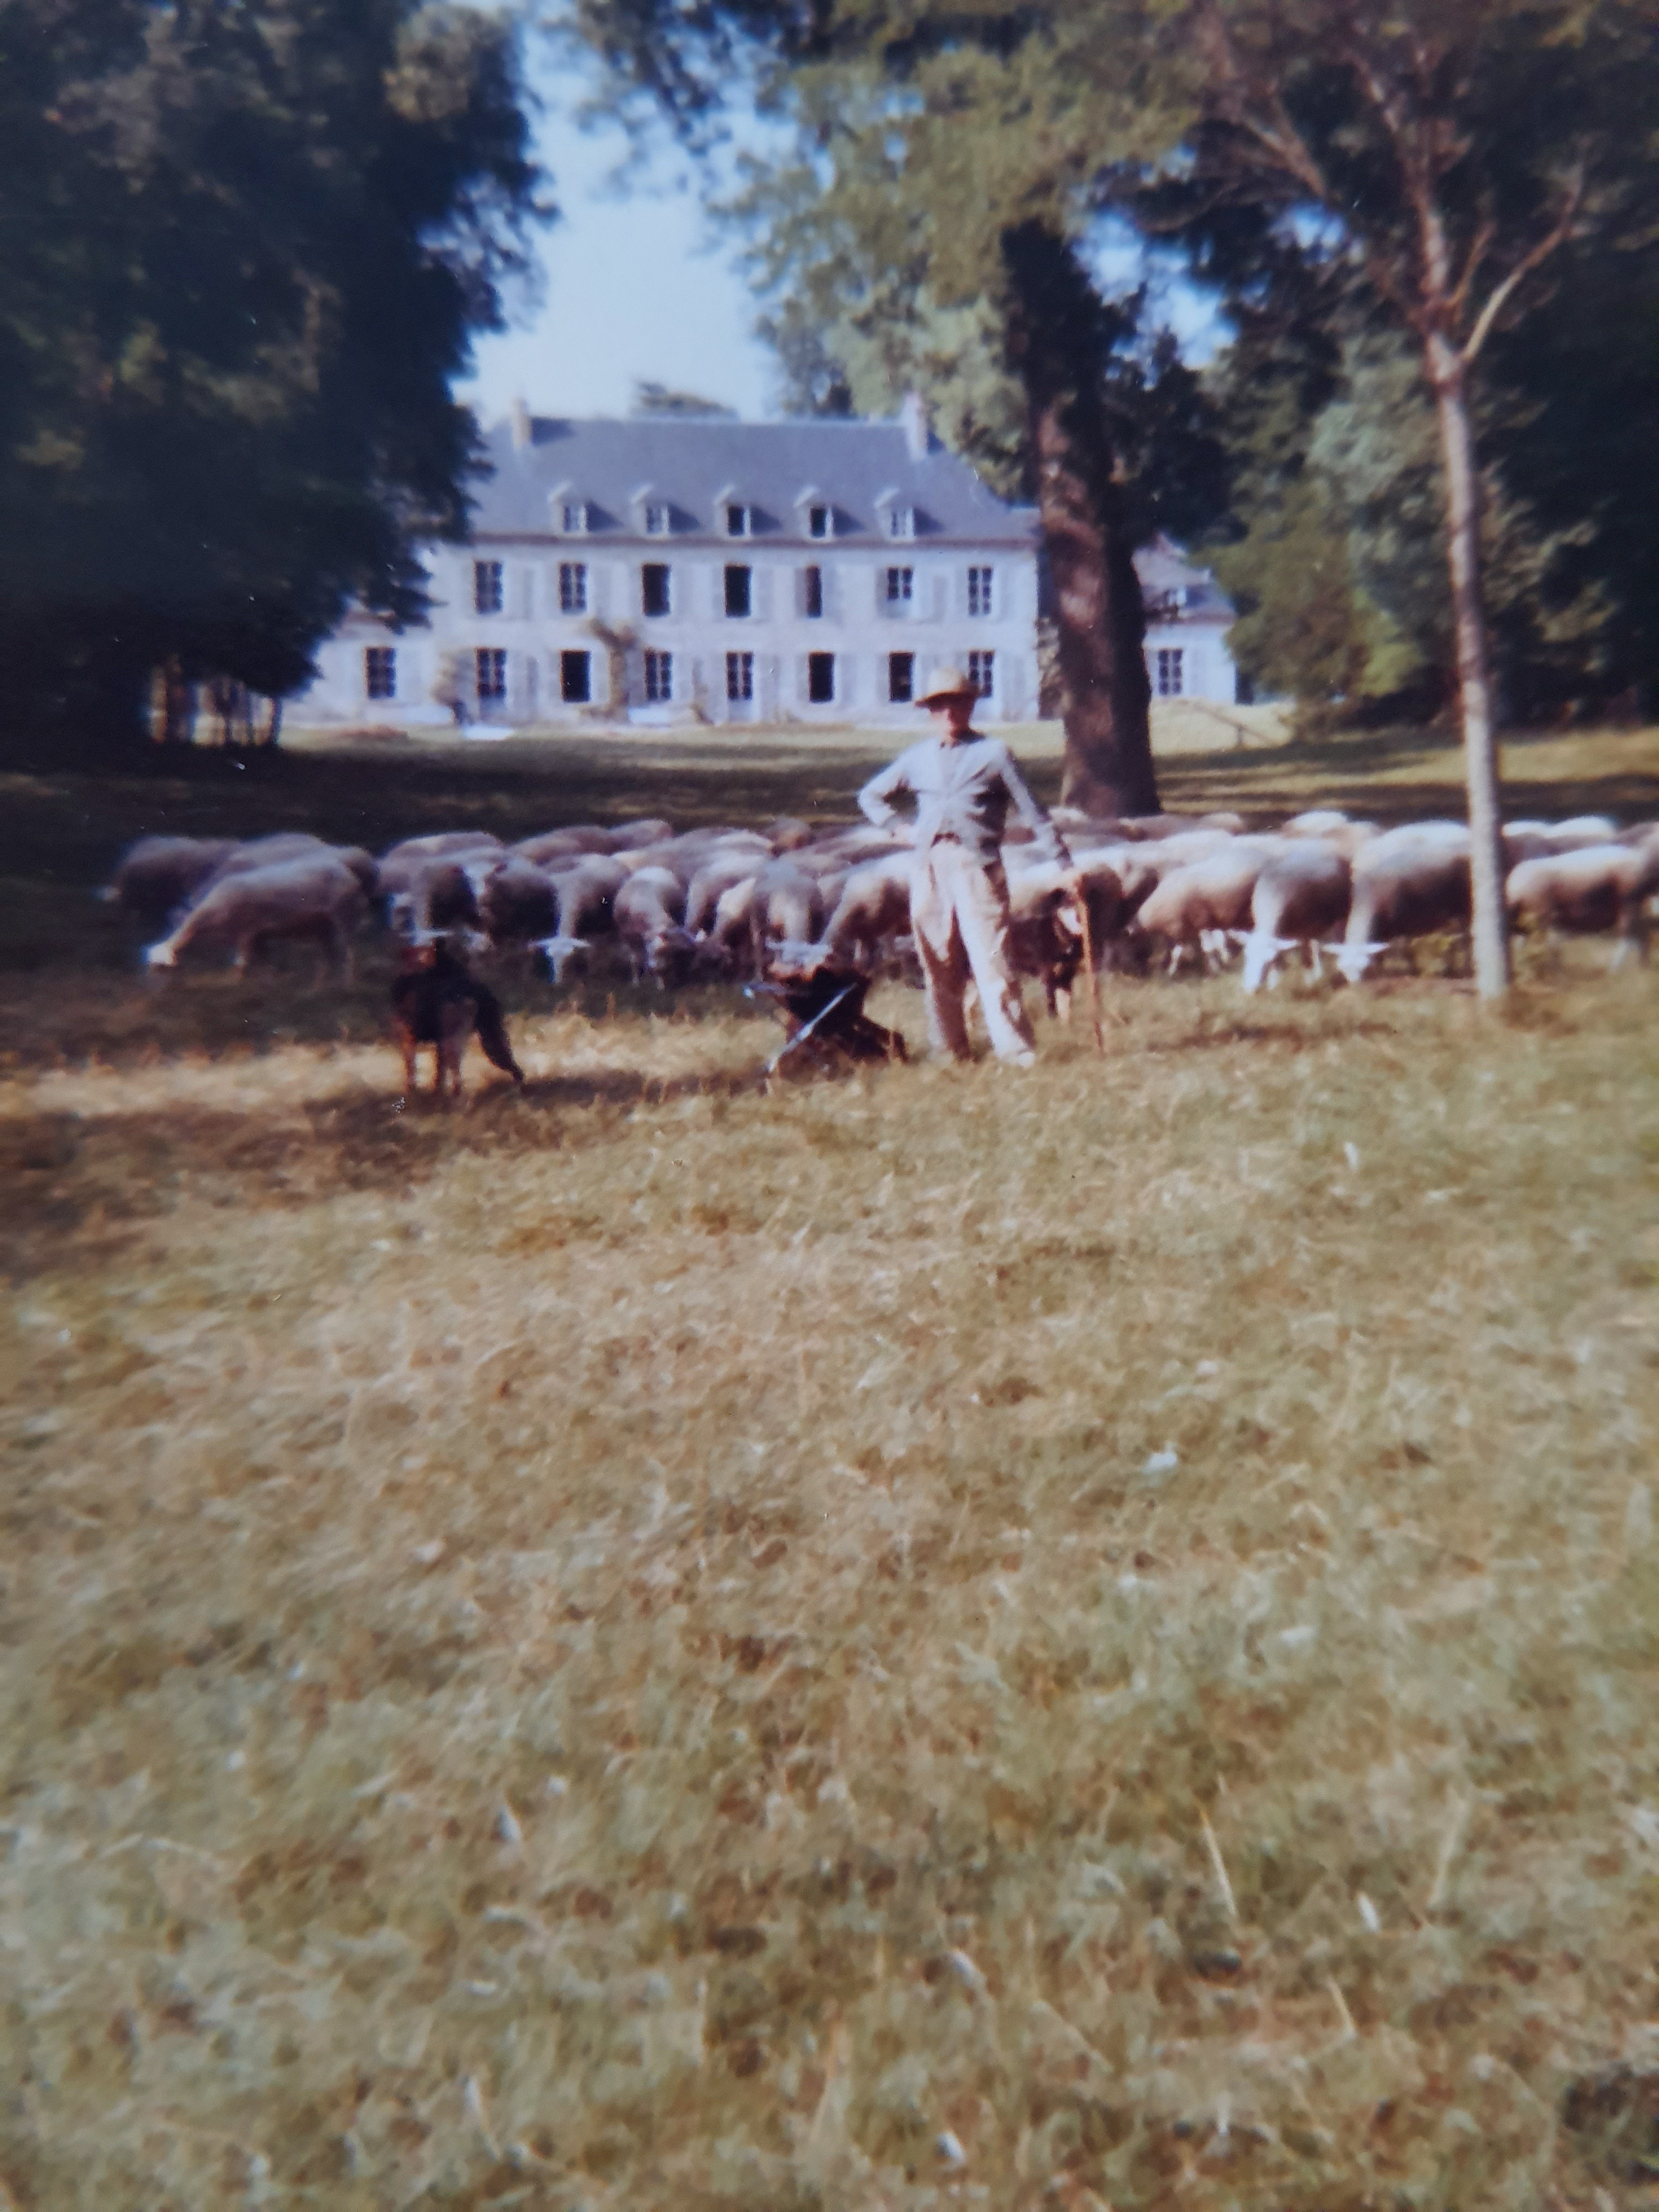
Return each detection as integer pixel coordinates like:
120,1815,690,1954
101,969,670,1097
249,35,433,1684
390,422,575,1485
916,664,979,707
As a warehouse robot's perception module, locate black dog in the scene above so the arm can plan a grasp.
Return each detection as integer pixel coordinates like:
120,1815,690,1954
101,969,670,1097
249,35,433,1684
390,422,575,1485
391,939,525,1097
757,957,908,1071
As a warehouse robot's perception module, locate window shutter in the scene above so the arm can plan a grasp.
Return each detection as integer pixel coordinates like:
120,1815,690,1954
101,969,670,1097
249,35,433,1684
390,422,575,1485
932,574,947,622
590,565,611,619
753,567,773,621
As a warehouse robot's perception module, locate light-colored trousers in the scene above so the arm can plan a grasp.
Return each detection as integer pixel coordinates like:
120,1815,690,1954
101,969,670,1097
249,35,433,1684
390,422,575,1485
911,841,1037,1063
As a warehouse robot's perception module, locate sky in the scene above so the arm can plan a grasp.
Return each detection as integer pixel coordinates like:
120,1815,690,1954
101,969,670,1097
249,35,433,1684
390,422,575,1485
453,74,782,428
453,60,1231,432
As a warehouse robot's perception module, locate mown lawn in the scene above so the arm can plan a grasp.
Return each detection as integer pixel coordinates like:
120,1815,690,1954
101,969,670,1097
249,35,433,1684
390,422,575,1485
2,724,1659,2210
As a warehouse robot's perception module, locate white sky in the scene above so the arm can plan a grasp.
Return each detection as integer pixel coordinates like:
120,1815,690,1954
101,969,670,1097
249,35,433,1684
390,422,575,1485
453,64,1231,431
454,76,781,427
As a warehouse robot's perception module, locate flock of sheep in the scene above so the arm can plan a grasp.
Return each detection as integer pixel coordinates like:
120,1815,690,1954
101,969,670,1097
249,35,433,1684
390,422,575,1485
104,802,1659,1024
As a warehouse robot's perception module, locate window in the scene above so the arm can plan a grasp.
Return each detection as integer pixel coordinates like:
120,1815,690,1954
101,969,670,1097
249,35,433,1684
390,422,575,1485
559,561,588,614
1156,647,1185,697
886,566,913,606
641,563,670,617
724,565,752,618
476,647,507,702
809,505,831,540
560,650,591,704
473,560,503,615
888,652,914,704
803,565,823,619
365,646,396,701
726,651,754,702
644,650,673,703
725,503,751,538
887,506,916,540
808,653,836,704
968,566,995,618
968,649,995,698
560,501,589,534
644,503,671,537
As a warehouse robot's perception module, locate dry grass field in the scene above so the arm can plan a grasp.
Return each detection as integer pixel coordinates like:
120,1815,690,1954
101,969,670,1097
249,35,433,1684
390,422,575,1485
3,722,1659,2210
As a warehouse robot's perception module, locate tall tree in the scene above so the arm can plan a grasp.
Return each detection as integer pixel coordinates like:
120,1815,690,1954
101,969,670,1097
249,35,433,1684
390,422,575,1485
0,0,545,757
566,3,1198,813
1158,0,1659,991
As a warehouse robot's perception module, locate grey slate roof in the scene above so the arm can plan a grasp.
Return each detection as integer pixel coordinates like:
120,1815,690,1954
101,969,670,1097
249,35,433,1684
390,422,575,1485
1136,534,1234,623
469,414,1039,547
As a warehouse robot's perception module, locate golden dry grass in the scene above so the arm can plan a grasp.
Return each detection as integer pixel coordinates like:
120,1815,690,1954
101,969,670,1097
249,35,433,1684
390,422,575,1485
3,730,1659,2210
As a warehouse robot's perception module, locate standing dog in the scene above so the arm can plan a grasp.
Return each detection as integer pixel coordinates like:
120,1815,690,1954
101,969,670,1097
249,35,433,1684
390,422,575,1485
391,938,526,1098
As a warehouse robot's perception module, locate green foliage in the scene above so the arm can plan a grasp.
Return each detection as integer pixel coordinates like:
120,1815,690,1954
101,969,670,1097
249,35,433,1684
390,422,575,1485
0,0,545,751
631,380,738,416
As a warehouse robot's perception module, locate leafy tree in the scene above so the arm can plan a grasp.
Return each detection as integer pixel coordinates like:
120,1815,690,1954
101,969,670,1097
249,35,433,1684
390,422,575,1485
566,4,1201,814
0,0,544,757
1152,0,1659,992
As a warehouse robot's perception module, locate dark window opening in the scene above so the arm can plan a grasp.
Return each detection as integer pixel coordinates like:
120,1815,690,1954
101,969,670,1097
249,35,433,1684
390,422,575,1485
726,652,753,702
642,563,670,617
726,503,749,538
968,650,995,698
473,560,503,615
808,653,835,704
561,650,591,704
809,505,831,539
559,561,588,614
888,652,914,704
644,650,673,703
365,647,396,701
724,565,752,618
804,565,823,618
476,647,507,702
886,566,913,604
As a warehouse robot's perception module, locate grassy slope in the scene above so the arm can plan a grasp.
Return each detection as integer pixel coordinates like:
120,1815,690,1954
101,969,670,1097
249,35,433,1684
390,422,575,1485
2,724,1659,2209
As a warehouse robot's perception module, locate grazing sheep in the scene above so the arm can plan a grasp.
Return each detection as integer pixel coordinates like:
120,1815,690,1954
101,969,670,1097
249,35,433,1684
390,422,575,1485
816,854,914,973
1240,844,1353,993
1133,841,1283,975
477,857,561,953
1507,841,1659,967
549,854,630,940
513,825,614,865
1335,824,1471,981
100,837,239,925
614,865,695,984
144,857,366,977
749,856,830,972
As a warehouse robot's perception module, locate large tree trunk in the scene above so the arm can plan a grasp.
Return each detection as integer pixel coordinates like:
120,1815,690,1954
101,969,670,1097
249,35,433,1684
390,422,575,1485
1426,332,1510,999
1001,221,1159,817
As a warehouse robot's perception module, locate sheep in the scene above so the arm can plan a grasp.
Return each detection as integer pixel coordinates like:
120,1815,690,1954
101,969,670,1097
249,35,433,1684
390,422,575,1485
1334,823,1471,981
1506,841,1659,967
513,825,615,865
1239,843,1353,993
749,856,831,972
603,818,675,854
1132,840,1284,975
99,837,239,925
548,854,630,941
477,857,561,953
815,854,914,973
144,857,367,978
614,865,695,984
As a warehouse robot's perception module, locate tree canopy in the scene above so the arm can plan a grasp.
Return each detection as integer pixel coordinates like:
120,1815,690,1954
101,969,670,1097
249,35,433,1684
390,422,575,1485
0,0,545,753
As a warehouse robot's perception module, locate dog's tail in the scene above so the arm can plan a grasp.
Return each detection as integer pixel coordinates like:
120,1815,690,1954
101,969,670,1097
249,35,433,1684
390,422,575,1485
470,983,526,1085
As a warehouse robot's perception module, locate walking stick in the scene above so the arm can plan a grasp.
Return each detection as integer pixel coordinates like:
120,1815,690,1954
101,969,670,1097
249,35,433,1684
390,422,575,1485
1071,883,1107,1058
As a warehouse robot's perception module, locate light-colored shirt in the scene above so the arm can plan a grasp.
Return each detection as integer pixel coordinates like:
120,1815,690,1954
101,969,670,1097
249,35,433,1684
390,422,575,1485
858,733,1071,870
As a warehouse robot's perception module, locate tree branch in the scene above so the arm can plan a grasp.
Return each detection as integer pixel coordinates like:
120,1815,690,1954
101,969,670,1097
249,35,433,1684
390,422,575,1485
1461,172,1582,363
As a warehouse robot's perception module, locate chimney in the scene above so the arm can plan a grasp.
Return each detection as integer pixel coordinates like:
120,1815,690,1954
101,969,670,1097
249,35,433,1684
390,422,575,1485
900,389,933,461
509,396,532,451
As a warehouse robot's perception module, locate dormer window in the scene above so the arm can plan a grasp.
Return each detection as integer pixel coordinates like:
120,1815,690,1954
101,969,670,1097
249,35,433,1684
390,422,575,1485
644,503,672,537
809,505,832,540
886,505,917,540
561,501,589,535
725,503,752,539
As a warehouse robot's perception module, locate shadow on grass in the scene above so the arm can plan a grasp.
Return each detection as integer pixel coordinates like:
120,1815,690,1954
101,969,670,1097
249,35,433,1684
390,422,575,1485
0,1056,798,1280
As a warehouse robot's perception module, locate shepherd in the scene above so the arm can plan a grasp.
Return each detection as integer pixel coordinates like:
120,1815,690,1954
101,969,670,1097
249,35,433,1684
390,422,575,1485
858,665,1078,1067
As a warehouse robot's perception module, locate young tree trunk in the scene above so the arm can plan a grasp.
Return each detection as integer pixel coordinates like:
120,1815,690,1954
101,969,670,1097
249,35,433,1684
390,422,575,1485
1425,332,1511,998
1002,221,1159,817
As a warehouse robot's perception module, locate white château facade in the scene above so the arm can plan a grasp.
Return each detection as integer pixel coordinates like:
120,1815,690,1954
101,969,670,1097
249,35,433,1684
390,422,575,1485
295,399,1239,731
